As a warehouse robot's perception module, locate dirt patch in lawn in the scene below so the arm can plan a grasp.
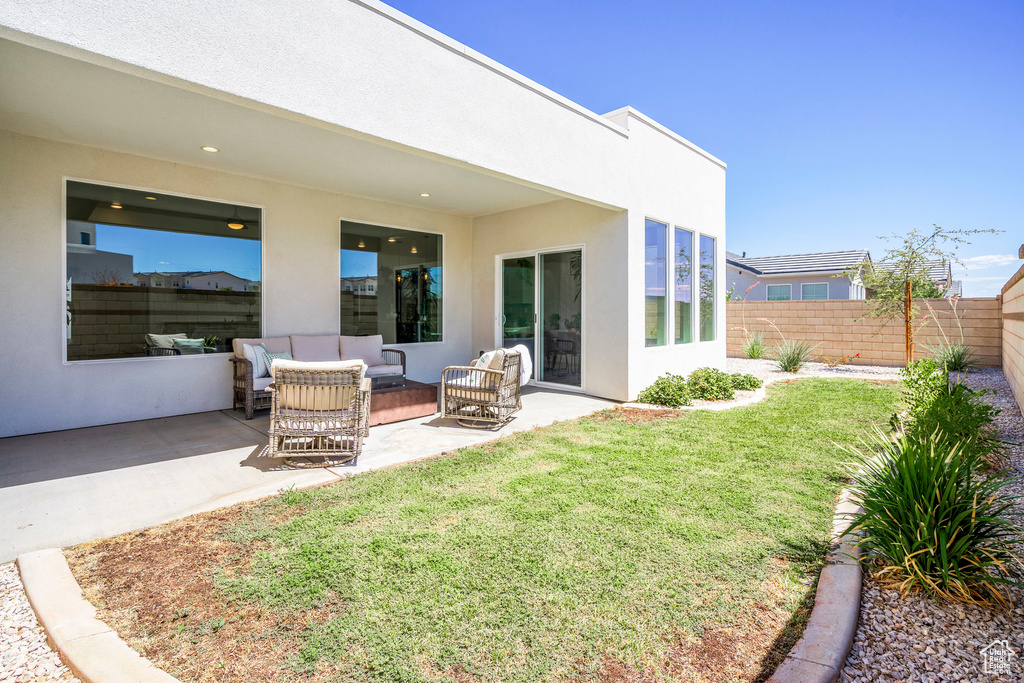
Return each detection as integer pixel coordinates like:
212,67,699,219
68,505,815,683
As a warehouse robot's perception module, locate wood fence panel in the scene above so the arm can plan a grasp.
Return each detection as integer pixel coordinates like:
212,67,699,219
1002,265,1024,414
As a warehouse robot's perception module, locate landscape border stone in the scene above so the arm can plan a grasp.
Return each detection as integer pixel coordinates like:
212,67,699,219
17,548,180,683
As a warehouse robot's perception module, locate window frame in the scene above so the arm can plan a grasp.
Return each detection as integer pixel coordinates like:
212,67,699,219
800,282,829,301
697,233,716,342
61,177,265,365
643,217,669,348
766,284,792,301
672,226,695,345
339,216,447,347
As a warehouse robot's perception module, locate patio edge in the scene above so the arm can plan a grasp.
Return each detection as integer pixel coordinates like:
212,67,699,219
766,488,863,683
17,548,180,683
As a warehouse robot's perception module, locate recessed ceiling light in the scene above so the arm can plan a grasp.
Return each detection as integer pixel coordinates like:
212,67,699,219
110,202,122,209
201,146,219,153
228,222,245,230
419,193,430,198
411,246,418,254
388,237,396,243
358,241,366,248
144,196,157,201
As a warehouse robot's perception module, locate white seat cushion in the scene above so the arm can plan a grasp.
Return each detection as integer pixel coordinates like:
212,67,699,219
364,363,404,378
146,332,187,349
254,377,273,392
341,335,387,367
243,344,270,378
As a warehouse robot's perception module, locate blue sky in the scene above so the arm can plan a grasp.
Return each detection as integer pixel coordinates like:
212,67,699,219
97,225,261,282
384,0,1022,296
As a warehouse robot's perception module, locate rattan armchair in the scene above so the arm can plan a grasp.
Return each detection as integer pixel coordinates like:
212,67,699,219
441,350,522,428
267,359,370,468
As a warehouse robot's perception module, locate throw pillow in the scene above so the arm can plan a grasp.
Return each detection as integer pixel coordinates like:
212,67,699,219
146,332,187,349
172,338,205,355
260,343,292,373
242,343,269,378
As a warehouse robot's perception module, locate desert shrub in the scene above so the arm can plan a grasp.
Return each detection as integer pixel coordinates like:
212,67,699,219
895,359,1002,466
743,330,766,359
636,374,691,407
729,373,763,391
773,340,818,373
928,342,978,373
687,367,734,401
847,429,1022,606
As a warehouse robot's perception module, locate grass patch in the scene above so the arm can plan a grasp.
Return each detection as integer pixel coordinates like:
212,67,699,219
69,379,897,683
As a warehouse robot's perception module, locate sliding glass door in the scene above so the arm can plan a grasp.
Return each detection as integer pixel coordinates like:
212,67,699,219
499,249,582,389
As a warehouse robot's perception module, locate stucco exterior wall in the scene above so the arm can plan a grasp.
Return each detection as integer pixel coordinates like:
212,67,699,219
470,200,628,400
621,116,728,397
0,131,473,437
0,0,640,209
726,272,858,301
1002,264,1024,413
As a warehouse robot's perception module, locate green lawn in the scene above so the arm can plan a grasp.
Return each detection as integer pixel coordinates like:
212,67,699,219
208,379,896,682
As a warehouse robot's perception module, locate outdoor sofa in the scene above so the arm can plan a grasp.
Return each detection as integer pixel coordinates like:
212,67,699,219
230,334,405,419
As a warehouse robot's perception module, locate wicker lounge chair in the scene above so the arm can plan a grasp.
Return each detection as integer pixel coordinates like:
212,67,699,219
441,349,522,428
267,359,370,468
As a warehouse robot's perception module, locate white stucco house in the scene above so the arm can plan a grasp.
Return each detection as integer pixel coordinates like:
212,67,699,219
0,0,726,437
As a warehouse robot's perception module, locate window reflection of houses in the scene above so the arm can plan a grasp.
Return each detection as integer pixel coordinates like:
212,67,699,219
134,271,259,291
340,276,377,295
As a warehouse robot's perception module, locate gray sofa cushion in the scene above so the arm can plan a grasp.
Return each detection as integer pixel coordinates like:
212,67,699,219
290,335,343,362
232,336,291,358
341,335,386,367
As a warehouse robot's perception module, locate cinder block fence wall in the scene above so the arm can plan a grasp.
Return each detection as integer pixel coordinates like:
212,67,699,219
1003,266,1024,411
726,298,1002,368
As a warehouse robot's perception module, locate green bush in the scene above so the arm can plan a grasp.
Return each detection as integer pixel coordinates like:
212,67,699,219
687,367,735,401
928,342,978,372
773,339,818,373
847,429,1022,606
743,330,766,359
729,373,763,391
636,374,691,407
895,359,1002,466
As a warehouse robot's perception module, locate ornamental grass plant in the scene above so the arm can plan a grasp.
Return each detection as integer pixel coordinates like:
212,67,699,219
773,340,818,373
743,330,766,359
846,429,1022,607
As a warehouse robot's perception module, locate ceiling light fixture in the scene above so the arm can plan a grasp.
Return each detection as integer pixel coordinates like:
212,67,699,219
411,246,418,254
388,237,396,243
110,202,122,209
144,196,157,201
419,193,430,198
227,206,246,230
358,241,366,248
201,146,219,153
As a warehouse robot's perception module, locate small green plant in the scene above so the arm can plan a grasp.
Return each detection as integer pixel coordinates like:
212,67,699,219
820,352,860,368
636,374,691,407
202,335,220,349
927,342,977,372
687,367,735,401
773,340,818,373
743,330,766,359
729,373,762,391
846,429,1022,607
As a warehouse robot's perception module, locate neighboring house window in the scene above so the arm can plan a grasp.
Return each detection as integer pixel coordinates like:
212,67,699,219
340,221,442,343
644,219,667,347
801,283,828,300
674,227,692,344
64,180,261,361
767,284,791,301
699,235,716,341
80,232,90,245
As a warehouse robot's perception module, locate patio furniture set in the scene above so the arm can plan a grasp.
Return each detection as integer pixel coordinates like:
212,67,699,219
228,334,524,468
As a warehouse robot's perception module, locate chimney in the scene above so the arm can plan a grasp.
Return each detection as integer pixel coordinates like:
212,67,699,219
742,251,746,257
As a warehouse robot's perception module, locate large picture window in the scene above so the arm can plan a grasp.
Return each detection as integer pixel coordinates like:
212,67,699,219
341,221,442,343
674,227,693,344
644,219,667,347
65,181,261,361
699,234,716,342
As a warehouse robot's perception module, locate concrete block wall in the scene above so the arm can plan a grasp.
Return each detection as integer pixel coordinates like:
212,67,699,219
726,298,1002,368
1002,265,1024,412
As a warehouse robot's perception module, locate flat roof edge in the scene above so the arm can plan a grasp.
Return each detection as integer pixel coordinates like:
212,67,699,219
604,106,726,169
351,0,629,138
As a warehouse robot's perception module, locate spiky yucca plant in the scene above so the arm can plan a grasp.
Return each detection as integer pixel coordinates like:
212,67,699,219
846,429,1022,607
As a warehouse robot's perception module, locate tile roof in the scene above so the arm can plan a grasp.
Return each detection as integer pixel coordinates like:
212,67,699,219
873,259,951,282
725,250,871,275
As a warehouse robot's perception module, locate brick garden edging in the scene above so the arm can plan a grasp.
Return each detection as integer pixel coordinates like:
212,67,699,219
767,489,864,683
17,549,180,683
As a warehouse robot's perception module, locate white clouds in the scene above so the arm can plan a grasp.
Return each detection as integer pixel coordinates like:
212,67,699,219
960,254,1019,269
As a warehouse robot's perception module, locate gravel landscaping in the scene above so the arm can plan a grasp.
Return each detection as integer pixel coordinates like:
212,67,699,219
0,563,77,682
841,367,1024,682
726,356,903,382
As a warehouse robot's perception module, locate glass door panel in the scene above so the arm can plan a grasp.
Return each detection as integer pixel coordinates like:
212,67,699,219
538,250,582,387
501,257,535,379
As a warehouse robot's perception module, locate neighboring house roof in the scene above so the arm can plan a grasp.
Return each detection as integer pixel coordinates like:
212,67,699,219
135,270,244,279
873,259,952,283
947,280,962,297
725,250,871,276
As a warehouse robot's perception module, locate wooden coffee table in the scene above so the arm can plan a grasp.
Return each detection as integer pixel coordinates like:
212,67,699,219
369,380,439,426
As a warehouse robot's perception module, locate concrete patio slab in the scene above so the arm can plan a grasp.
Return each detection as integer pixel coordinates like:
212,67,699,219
0,386,614,562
